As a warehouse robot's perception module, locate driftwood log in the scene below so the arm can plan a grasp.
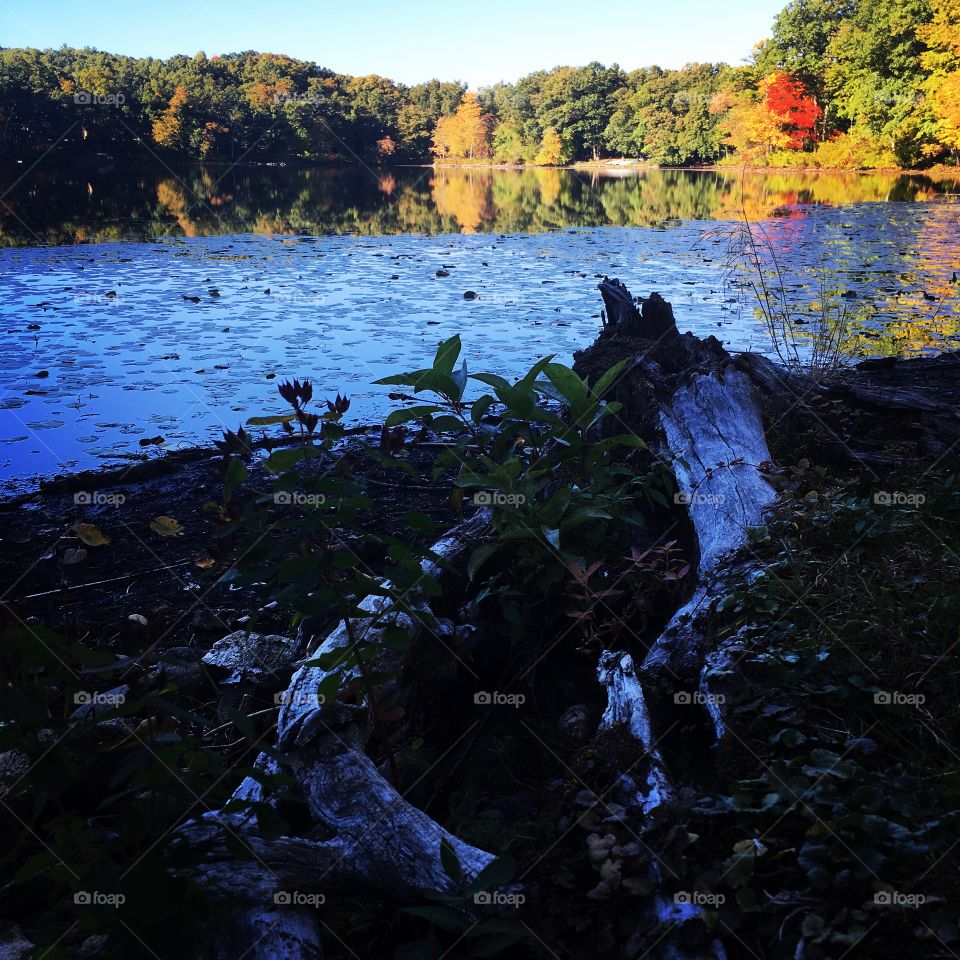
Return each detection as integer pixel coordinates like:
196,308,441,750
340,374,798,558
181,278,960,959
181,512,496,959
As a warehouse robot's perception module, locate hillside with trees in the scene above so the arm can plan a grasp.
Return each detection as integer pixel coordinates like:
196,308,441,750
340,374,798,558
1,0,958,169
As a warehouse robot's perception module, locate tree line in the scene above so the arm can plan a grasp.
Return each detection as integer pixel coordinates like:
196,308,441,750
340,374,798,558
0,0,957,169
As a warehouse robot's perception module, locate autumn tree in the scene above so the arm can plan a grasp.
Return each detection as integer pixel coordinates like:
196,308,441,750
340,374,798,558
919,0,960,159
534,126,572,165
756,0,853,132
431,93,491,160
763,72,822,147
152,85,189,149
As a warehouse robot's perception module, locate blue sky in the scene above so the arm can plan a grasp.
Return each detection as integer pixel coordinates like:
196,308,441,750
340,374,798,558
0,0,786,87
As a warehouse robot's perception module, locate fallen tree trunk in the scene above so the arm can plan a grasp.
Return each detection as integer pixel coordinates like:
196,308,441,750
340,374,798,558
183,513,496,955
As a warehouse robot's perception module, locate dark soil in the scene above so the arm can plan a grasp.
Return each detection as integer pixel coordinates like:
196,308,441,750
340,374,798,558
0,430,461,660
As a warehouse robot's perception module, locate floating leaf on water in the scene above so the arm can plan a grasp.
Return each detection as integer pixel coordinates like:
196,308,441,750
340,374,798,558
63,547,87,565
73,523,110,547
150,516,183,537
194,555,216,569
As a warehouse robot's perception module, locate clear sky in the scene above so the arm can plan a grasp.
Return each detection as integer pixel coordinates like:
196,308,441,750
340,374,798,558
0,0,785,87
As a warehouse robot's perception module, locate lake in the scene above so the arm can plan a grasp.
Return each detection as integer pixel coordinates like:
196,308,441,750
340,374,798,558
1,163,959,492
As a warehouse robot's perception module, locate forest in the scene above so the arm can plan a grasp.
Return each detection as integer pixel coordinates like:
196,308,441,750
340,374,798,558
1,0,958,170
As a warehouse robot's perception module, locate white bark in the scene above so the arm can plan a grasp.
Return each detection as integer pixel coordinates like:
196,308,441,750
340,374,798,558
643,368,776,681
184,511,497,957
597,651,672,813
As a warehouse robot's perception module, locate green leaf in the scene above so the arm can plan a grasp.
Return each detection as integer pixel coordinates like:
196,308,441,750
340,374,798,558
384,405,443,427
433,335,461,376
592,359,629,398
429,415,465,432
471,372,510,390
264,446,322,473
224,457,248,502
468,543,500,581
400,906,466,934
246,414,296,426
439,837,463,887
543,362,588,405
518,355,556,388
471,394,495,424
466,856,516,895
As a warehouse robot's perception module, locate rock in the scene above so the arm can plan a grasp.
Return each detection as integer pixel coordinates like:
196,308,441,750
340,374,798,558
0,925,33,960
77,934,108,957
202,631,301,684
0,750,30,799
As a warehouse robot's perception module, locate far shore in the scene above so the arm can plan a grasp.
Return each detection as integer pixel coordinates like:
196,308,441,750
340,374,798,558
2,147,957,180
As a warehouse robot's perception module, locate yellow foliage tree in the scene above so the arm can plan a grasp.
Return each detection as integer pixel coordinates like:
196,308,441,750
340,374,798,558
919,0,960,71
929,71,960,152
919,0,960,156
431,93,490,160
534,127,570,165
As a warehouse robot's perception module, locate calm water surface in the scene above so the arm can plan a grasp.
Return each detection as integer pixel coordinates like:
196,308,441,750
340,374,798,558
1,164,958,491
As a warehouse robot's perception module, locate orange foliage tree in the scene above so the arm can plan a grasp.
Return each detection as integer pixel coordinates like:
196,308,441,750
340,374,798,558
431,93,491,160
152,85,189,148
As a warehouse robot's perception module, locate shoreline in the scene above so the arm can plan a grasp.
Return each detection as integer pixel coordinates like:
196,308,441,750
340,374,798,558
3,149,957,178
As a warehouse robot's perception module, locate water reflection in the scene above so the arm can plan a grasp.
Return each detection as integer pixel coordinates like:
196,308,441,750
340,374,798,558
1,163,958,246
